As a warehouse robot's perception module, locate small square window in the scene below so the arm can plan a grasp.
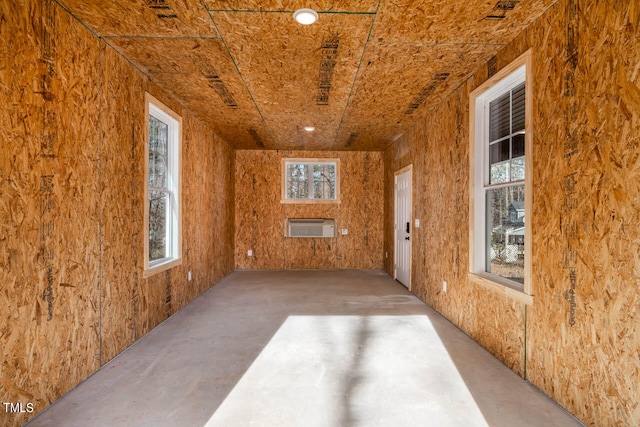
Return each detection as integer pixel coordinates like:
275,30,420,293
282,159,340,203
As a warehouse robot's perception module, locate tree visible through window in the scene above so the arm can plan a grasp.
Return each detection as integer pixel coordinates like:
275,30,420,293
148,115,170,261
284,160,338,201
144,93,182,277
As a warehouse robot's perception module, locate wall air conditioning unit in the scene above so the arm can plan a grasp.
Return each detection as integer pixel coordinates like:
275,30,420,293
288,219,335,238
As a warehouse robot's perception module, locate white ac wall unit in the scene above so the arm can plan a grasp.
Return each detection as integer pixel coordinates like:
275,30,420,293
288,219,335,238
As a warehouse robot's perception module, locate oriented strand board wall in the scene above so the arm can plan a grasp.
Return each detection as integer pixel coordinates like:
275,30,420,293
523,2,640,424
0,2,234,426
98,38,147,364
0,1,102,418
384,83,526,376
235,150,384,270
384,0,640,425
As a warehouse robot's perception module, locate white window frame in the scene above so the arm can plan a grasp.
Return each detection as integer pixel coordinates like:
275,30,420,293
281,158,340,204
469,50,533,305
143,93,182,278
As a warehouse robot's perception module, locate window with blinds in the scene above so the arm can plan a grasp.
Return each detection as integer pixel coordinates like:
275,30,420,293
469,51,532,299
488,82,526,185
484,80,526,285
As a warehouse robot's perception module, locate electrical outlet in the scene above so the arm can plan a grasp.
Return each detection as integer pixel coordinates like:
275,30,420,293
188,271,192,281
341,228,348,235
248,249,253,256
442,280,447,292
415,219,420,228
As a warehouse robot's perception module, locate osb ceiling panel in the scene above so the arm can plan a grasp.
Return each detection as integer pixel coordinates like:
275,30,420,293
203,0,378,12
150,72,273,148
263,115,342,150
334,123,407,151
59,0,558,150
342,42,498,126
106,37,232,75
212,11,372,149
107,37,272,148
371,0,558,44
57,0,217,37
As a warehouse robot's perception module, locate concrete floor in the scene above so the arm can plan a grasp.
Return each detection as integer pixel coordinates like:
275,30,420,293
28,270,583,427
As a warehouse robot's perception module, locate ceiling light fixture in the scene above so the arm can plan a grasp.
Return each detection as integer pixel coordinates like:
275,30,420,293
293,8,318,25
303,126,316,132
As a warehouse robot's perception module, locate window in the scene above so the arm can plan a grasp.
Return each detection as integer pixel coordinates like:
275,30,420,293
282,159,340,203
469,50,532,304
144,93,182,277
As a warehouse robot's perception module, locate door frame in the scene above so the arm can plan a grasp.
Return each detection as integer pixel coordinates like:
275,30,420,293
394,164,412,291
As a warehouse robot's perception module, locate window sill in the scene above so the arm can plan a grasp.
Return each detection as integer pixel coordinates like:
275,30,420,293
143,257,182,279
468,272,533,305
280,199,341,204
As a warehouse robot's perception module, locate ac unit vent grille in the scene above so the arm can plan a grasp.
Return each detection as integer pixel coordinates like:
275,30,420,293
288,219,335,238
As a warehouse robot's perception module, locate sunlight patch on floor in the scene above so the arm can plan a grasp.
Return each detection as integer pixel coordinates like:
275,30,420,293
204,315,488,427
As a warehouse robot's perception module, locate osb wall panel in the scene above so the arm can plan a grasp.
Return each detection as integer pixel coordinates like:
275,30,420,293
384,0,640,425
168,114,235,312
105,86,235,343
1,3,102,427
521,1,640,425
1,2,234,426
235,150,383,270
98,42,146,364
45,0,103,386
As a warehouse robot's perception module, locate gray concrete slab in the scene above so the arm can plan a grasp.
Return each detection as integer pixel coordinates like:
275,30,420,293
27,270,584,427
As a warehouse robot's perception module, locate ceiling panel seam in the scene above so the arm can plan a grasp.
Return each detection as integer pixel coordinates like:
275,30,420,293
205,10,376,15
427,73,476,114
332,0,381,149
419,0,560,116
54,0,102,39
100,39,151,77
55,0,215,125
199,0,276,148
52,0,561,152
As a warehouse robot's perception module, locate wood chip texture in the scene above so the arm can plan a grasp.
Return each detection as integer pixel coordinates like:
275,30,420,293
0,2,234,426
235,150,384,270
384,1,640,425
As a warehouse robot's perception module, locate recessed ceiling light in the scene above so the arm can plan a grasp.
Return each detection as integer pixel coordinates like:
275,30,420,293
293,8,318,25
303,126,316,132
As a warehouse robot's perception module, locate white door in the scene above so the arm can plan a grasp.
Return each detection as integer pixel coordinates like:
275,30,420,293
395,167,412,288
